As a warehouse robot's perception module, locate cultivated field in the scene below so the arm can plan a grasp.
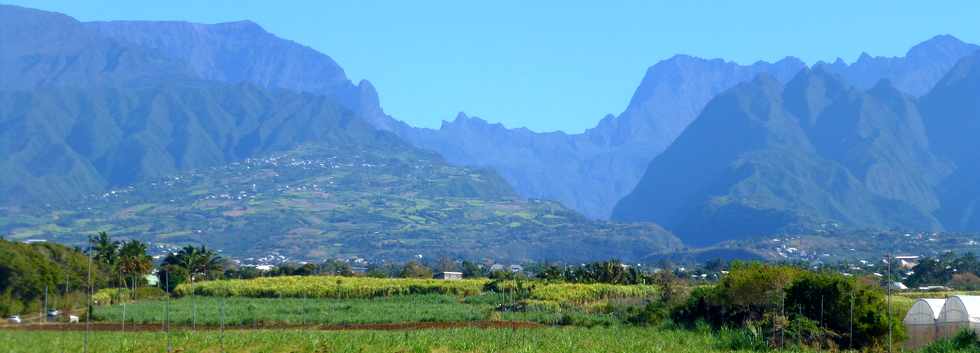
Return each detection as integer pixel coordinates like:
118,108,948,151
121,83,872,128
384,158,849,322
0,327,825,353
0,275,968,352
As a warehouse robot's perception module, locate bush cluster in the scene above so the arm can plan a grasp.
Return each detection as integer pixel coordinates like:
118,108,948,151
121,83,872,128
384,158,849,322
671,262,903,350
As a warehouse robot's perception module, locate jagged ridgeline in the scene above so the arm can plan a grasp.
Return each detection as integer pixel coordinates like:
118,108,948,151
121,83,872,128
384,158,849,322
613,57,980,245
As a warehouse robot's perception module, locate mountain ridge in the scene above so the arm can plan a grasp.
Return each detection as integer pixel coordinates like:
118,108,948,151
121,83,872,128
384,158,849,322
612,54,980,245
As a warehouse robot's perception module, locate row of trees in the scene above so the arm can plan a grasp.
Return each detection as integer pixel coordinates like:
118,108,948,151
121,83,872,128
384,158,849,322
88,232,153,290
233,258,676,284
80,232,225,294
536,260,653,284
0,239,105,316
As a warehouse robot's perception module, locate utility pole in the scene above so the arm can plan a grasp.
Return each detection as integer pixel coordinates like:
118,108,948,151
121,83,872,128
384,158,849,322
849,289,854,350
780,293,785,348
62,275,69,353
84,240,93,353
165,271,172,353
41,285,47,325
887,253,892,353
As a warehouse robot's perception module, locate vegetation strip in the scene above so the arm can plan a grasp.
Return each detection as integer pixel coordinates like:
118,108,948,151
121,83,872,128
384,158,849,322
0,320,543,332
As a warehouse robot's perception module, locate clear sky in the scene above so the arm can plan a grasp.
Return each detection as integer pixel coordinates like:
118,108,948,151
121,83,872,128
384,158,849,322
7,1,980,133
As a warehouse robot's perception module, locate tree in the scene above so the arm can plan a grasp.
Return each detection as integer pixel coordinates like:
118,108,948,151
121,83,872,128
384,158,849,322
435,256,458,273
652,270,685,305
366,263,399,278
160,245,224,290
785,271,904,348
950,273,980,290
399,261,433,278
537,264,564,281
673,263,901,350
117,240,153,291
90,232,119,266
460,261,484,279
0,240,106,316
321,260,354,276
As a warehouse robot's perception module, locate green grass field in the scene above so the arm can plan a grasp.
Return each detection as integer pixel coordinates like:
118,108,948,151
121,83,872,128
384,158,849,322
0,327,825,353
92,293,632,327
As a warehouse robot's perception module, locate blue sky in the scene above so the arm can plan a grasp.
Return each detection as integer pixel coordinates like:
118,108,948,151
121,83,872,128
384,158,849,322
8,1,980,133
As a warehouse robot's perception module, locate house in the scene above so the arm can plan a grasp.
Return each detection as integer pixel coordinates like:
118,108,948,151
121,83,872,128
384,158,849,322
896,256,921,269
887,282,909,291
144,274,160,287
435,271,463,280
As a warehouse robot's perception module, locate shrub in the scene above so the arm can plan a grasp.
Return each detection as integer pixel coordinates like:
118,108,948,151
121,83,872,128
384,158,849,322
134,287,167,300
949,273,980,291
785,271,903,348
920,329,980,353
628,300,670,326
672,263,901,350
717,326,769,352
399,261,433,279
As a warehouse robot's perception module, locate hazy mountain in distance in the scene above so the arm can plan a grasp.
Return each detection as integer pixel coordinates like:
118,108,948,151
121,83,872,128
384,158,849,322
400,57,808,218
816,35,979,96
64,7,980,221
84,20,356,106
7,4,980,228
921,53,980,231
0,5,192,89
83,18,407,133
612,69,946,245
39,5,809,218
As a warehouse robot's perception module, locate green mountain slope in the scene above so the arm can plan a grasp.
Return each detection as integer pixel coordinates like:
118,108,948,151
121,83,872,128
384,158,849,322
0,82,393,204
1,143,680,262
613,69,945,245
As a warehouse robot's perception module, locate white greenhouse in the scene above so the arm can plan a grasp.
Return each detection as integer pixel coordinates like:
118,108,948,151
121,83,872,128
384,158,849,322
903,298,944,349
937,295,980,338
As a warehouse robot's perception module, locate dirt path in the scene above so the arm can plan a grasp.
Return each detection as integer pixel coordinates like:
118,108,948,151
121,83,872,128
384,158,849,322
1,320,544,332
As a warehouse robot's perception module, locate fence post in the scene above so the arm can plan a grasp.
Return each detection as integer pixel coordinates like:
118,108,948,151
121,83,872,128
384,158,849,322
84,242,93,353
849,289,854,349
192,278,197,331
220,289,225,353
166,271,172,353
62,275,69,353
887,254,892,353
42,285,48,325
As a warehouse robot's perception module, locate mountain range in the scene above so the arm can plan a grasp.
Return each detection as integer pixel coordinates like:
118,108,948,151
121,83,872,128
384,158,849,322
613,54,980,245
0,5,681,262
3,4,980,255
11,3,973,221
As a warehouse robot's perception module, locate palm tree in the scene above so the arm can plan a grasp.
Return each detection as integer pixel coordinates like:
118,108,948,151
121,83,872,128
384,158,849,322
117,240,153,295
90,231,120,266
163,245,223,283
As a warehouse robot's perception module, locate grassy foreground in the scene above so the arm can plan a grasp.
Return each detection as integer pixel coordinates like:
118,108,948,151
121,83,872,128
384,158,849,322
0,327,819,353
